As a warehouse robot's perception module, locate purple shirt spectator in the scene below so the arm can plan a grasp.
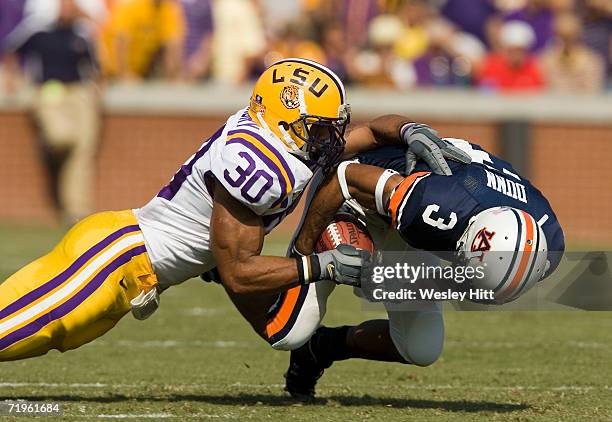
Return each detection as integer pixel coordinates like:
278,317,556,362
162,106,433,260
413,52,472,87
504,7,554,52
0,0,26,53
181,0,214,61
441,0,496,45
582,16,612,79
339,0,379,48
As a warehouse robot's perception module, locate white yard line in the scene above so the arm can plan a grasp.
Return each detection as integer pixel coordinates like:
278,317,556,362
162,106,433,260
89,340,251,348
1,382,610,392
78,414,240,419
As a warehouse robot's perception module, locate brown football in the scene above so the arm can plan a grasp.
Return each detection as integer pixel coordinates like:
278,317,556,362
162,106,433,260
316,213,375,254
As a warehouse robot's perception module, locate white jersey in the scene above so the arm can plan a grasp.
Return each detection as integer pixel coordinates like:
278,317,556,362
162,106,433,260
135,109,313,288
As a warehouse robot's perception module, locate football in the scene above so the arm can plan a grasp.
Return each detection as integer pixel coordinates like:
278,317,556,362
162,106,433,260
315,213,375,254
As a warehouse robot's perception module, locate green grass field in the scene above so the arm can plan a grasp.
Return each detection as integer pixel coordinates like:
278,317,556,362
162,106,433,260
0,225,611,421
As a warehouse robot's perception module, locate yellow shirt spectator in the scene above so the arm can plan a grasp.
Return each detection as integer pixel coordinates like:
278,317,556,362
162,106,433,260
394,25,428,62
101,0,185,78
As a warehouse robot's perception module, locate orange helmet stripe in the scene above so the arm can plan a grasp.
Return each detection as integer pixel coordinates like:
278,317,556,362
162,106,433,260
500,210,535,299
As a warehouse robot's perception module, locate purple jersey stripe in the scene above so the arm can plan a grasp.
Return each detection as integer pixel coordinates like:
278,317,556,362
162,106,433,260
227,128,296,187
157,125,225,201
0,245,147,352
0,225,141,322
226,138,289,206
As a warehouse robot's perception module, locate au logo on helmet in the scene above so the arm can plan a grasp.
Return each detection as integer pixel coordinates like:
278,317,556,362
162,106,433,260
280,86,300,109
471,228,496,253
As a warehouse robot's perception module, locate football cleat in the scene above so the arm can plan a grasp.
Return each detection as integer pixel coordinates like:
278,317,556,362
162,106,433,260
284,339,330,402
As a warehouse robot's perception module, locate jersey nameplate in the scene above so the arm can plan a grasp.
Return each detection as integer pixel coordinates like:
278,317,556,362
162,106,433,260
484,169,527,204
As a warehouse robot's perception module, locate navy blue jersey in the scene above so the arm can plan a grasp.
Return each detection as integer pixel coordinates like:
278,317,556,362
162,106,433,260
356,140,565,274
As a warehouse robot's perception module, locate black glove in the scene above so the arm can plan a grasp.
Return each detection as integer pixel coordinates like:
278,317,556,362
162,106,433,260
200,267,222,284
402,123,472,176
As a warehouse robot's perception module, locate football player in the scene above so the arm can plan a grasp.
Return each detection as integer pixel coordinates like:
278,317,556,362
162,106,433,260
280,134,565,400
0,58,469,361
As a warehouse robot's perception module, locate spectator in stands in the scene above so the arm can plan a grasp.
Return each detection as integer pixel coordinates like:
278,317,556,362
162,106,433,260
180,0,213,81
439,0,498,45
337,0,380,49
478,20,545,91
0,0,26,54
258,0,302,38
266,22,326,65
580,0,612,88
348,14,414,89
540,13,605,93
211,0,266,84
3,0,104,222
102,0,185,81
502,0,557,52
413,19,486,87
320,25,350,83
393,0,431,62
0,0,26,91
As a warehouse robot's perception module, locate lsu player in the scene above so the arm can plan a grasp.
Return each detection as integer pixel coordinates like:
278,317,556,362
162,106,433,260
0,58,469,361
280,135,565,400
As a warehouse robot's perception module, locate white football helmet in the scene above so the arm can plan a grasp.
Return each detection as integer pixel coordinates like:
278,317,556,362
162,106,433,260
456,206,549,304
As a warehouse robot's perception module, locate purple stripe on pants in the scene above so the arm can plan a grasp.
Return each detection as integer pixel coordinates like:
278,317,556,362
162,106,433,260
0,245,147,352
0,225,141,322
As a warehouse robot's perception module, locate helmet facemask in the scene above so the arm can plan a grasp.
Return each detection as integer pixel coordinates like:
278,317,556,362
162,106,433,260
285,105,351,174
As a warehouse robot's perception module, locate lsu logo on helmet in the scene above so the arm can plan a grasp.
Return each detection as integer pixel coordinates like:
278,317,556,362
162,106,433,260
280,86,300,109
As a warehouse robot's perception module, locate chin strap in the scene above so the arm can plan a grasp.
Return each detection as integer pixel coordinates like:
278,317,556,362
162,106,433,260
255,111,304,156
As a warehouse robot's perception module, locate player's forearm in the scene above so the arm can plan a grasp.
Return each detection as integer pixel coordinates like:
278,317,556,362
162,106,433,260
343,115,412,158
345,164,403,211
295,174,346,255
367,114,413,146
218,256,301,295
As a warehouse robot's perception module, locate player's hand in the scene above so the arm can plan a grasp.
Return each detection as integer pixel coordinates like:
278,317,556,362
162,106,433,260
200,267,222,284
402,123,471,175
314,244,372,287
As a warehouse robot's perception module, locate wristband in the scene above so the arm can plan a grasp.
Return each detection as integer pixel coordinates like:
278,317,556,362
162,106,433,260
375,169,399,216
296,255,322,284
399,122,415,142
337,160,358,201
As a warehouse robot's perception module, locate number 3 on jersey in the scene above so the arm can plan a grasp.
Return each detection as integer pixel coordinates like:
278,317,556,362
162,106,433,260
223,151,274,203
422,204,457,231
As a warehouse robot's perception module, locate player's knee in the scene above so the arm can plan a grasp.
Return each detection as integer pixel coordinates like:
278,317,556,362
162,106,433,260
394,340,442,367
388,310,444,367
269,310,322,351
270,330,314,351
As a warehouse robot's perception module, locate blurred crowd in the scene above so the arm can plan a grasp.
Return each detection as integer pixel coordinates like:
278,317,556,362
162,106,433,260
0,0,611,93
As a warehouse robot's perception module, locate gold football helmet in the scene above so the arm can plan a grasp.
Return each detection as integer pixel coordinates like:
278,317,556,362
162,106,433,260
249,58,351,173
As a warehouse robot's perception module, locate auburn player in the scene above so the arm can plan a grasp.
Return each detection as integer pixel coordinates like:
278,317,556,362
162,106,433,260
282,138,565,400
0,58,469,361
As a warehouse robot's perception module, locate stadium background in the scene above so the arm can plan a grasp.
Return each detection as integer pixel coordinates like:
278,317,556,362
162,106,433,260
0,89,611,246
0,0,611,247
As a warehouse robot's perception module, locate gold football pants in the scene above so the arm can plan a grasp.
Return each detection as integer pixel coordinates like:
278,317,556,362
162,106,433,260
0,210,157,361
